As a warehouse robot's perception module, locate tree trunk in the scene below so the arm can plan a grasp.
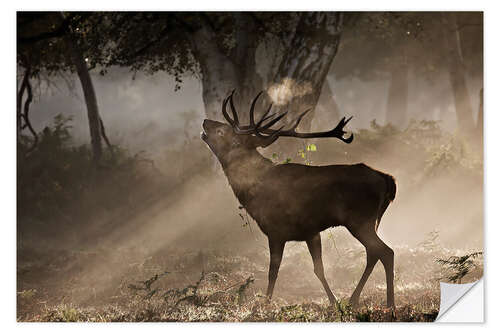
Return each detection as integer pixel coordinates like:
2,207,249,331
386,64,409,128
233,13,263,107
191,24,240,122
192,12,343,135
190,14,266,124
271,12,343,132
66,36,103,165
442,13,475,136
477,88,483,151
17,66,30,142
316,79,341,125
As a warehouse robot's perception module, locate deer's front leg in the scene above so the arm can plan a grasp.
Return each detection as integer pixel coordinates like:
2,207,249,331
266,238,285,300
306,233,338,305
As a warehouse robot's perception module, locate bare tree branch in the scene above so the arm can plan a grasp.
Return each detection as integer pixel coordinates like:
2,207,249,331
99,116,113,152
17,66,30,133
21,75,38,154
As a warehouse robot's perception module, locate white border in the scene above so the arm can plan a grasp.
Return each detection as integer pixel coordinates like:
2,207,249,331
3,1,499,332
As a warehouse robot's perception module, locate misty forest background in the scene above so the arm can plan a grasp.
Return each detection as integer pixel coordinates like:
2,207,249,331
17,12,483,322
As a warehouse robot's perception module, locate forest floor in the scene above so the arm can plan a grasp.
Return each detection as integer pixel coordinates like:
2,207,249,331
17,236,482,322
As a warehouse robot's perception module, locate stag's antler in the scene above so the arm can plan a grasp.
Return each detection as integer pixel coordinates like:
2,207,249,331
222,91,354,144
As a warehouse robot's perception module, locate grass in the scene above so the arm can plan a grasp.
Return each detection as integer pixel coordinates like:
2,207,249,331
17,238,482,322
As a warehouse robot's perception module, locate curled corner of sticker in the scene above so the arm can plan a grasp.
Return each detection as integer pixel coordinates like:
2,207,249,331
436,278,483,322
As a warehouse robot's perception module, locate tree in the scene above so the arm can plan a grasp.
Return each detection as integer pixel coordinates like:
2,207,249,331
81,12,344,130
17,12,106,165
440,12,482,138
332,12,433,129
269,13,343,130
331,11,483,137
63,22,104,163
315,79,341,124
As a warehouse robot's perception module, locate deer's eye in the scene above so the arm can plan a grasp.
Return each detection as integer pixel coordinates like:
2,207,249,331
216,129,225,137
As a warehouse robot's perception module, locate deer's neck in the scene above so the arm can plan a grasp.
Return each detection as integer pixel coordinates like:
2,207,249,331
222,149,273,206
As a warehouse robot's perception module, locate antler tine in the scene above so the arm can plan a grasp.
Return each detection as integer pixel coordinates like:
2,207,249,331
221,91,353,143
249,91,264,127
340,133,354,143
240,90,283,138
331,116,351,134
286,109,311,133
258,113,354,143
259,112,277,125
221,95,235,126
221,91,259,135
255,102,274,128
259,111,288,131
258,125,286,148
257,108,308,136
332,116,354,143
228,90,240,126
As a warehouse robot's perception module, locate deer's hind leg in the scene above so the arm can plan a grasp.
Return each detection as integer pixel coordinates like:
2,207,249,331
306,233,337,305
349,225,394,308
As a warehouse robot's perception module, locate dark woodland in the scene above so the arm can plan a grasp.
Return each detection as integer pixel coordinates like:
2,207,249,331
17,12,483,322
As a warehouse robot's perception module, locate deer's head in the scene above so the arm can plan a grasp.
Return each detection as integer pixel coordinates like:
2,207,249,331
201,90,354,165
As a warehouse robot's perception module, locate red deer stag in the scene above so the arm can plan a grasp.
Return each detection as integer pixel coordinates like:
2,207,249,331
201,91,396,308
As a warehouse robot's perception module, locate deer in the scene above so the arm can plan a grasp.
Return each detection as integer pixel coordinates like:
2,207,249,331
201,91,397,308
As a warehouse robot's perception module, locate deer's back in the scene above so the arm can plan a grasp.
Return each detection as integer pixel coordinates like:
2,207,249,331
245,162,390,241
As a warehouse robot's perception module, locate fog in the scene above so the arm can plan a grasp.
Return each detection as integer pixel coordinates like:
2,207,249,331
17,15,483,319
22,62,483,252
28,69,205,151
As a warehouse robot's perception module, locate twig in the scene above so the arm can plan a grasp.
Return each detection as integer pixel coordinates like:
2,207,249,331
329,231,341,257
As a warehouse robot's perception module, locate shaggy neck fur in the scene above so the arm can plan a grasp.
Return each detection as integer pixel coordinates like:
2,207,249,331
221,148,273,206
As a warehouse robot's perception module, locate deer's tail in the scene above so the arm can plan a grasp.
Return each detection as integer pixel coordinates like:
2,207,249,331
375,173,396,232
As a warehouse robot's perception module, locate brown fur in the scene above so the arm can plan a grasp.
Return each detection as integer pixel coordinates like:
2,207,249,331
202,114,396,308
